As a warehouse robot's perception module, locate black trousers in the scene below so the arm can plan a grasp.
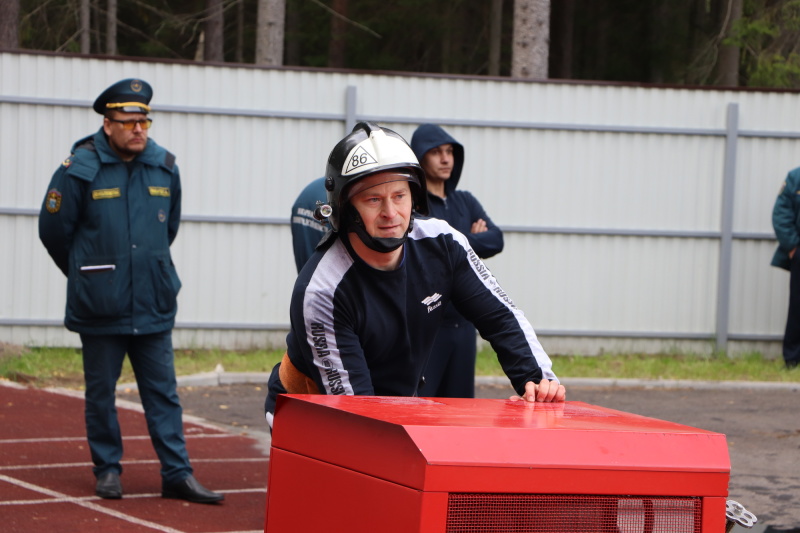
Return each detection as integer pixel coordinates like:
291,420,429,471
417,320,477,398
783,256,800,366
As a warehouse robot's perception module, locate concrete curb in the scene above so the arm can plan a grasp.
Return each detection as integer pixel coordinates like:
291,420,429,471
477,375,800,391
117,369,270,392
117,370,800,392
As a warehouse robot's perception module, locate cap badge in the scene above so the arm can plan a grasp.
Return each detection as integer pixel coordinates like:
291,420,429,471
130,79,143,92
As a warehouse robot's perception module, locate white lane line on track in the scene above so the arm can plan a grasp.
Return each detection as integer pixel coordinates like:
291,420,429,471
0,487,266,506
0,436,88,444
0,457,266,471
0,473,187,533
39,386,234,433
0,433,241,445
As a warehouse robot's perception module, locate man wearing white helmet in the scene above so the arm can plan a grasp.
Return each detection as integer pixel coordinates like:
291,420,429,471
265,122,564,427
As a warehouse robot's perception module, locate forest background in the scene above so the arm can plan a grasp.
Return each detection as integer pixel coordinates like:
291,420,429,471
2,0,800,89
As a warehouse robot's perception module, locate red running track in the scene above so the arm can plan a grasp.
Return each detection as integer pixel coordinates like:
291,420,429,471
0,380,268,533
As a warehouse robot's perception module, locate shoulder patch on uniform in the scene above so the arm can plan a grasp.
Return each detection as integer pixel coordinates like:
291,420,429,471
62,156,73,167
74,139,97,152
164,151,176,171
65,139,101,182
46,189,62,213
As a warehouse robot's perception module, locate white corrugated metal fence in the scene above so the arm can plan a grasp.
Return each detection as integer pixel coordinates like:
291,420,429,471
1,51,796,357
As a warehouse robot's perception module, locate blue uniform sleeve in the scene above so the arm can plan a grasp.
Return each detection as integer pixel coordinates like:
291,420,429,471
290,218,327,273
773,170,800,253
460,191,504,259
168,165,181,245
38,159,87,276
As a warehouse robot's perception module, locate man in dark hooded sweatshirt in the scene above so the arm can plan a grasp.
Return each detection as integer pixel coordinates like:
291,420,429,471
410,123,504,397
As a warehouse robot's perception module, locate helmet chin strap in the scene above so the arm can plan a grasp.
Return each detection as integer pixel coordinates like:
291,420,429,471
344,206,414,253
351,223,408,253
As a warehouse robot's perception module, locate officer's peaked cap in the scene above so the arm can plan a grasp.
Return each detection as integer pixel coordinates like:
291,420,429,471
93,78,153,115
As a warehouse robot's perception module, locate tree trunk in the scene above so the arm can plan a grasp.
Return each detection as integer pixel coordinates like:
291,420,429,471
715,0,743,86
105,0,117,55
80,0,90,53
256,0,285,66
0,0,20,49
204,0,224,62
328,0,348,68
92,0,100,52
488,0,503,76
512,0,550,79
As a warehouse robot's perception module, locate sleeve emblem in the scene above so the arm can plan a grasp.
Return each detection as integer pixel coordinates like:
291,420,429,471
45,189,62,214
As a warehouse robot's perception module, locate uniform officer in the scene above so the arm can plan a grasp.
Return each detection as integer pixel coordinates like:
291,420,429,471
772,168,800,369
39,78,224,503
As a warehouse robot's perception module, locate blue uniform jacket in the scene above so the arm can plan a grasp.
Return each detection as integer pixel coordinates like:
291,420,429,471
39,128,182,335
285,218,555,398
772,167,800,271
290,177,328,273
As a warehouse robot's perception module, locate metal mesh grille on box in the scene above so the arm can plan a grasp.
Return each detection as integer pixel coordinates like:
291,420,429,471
447,494,701,532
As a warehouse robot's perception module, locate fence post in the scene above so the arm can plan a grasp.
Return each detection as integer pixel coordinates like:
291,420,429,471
716,102,739,353
345,85,357,133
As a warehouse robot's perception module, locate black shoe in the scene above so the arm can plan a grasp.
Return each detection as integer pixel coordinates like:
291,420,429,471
162,475,224,504
95,471,122,499
787,360,798,370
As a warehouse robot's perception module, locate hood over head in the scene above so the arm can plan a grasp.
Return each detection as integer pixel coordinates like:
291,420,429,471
410,124,464,194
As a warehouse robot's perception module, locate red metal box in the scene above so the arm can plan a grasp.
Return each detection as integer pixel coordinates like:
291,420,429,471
265,395,730,532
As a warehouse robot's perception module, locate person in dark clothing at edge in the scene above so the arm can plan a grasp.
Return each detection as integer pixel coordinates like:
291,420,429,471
264,122,564,429
410,123,504,397
771,167,800,369
38,79,223,503
290,176,328,273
